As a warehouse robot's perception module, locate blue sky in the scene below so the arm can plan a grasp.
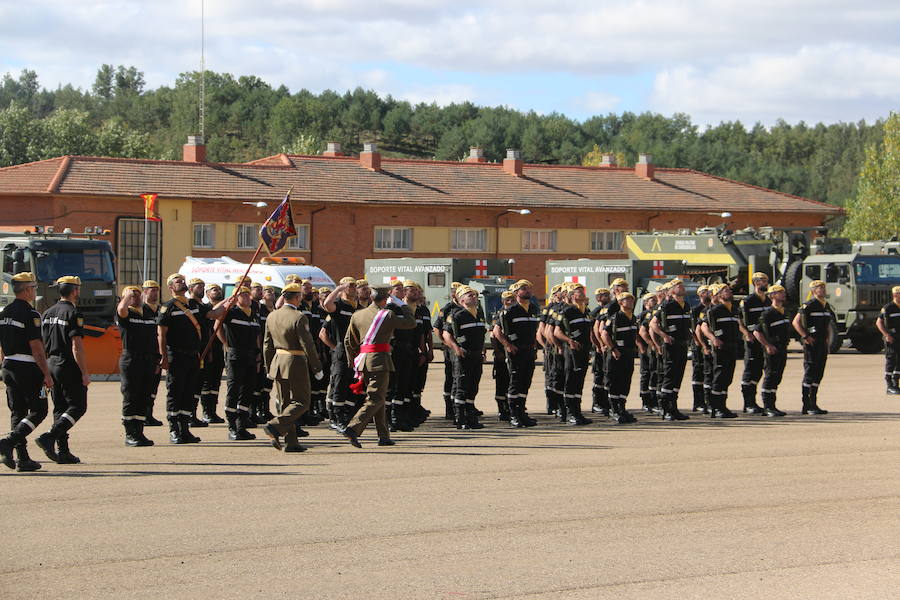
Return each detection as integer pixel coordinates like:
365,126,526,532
2,0,899,126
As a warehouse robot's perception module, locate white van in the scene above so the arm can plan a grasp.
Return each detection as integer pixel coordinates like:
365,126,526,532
178,256,335,296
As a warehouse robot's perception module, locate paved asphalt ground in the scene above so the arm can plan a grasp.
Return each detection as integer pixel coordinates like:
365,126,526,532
1,350,898,599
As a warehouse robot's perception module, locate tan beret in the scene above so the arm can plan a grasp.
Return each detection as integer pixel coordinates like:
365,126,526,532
11,272,35,282
56,275,82,286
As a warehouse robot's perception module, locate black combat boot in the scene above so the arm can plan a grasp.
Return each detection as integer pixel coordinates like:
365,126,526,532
496,397,511,422
145,396,163,426
653,391,665,416
886,376,900,395
712,395,737,419
692,384,706,413
741,385,764,414
761,391,786,417
521,402,538,427
805,387,828,415
454,403,467,430
124,421,142,447
35,431,60,462
200,393,225,423
390,404,414,432
556,395,569,423
615,399,637,424
640,391,653,413
56,433,81,463
466,404,485,429
0,433,20,469
15,444,41,472
566,398,592,426
546,388,558,415
666,396,690,421
190,408,209,428
443,394,455,420
592,388,611,416
508,399,527,428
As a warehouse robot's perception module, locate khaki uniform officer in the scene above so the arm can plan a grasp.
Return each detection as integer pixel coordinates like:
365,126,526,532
340,287,417,448
261,283,323,452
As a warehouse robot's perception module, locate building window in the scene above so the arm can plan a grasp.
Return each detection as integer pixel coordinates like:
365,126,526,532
375,227,412,251
237,224,257,249
117,217,161,284
287,225,310,250
590,231,624,252
451,228,487,251
193,223,214,248
522,230,557,252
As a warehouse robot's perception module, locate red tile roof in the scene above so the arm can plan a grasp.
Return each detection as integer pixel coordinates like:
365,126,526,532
0,153,841,215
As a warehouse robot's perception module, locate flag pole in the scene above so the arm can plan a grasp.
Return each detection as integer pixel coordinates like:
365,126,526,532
142,214,149,282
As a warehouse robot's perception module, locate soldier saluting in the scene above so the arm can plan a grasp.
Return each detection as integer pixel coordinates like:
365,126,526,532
116,284,159,447
0,272,53,471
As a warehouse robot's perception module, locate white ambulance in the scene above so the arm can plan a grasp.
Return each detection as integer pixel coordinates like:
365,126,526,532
178,256,335,295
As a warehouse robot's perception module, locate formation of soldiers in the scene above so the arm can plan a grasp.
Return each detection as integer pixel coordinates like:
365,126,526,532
2,269,900,467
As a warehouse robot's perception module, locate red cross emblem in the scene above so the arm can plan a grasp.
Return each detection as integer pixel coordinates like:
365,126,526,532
474,259,488,277
652,260,665,277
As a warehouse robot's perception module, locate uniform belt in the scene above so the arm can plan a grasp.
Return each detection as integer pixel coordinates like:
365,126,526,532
275,349,306,356
360,343,391,353
3,353,35,363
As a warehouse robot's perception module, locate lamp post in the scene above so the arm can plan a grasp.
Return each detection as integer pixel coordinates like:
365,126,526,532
495,208,531,259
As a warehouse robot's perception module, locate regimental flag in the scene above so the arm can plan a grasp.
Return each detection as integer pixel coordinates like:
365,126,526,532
141,193,160,222
259,190,297,256
474,259,488,277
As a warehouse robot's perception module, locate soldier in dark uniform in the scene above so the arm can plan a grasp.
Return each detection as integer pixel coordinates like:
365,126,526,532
552,283,593,425
442,286,487,429
739,273,771,414
538,284,563,415
792,280,835,415
601,292,643,424
876,285,900,394
649,279,691,421
321,277,360,429
700,284,741,418
186,278,209,428
405,281,432,426
0,272,53,472
34,276,89,463
222,286,262,440
199,283,226,423
637,292,659,413
385,280,418,431
594,278,629,414
589,287,611,415
141,280,165,426
356,279,373,308
548,285,570,419
115,285,159,447
157,273,231,444
433,282,461,420
297,279,326,424
491,291,516,421
753,284,790,416
495,279,540,428
689,285,711,413
250,281,273,424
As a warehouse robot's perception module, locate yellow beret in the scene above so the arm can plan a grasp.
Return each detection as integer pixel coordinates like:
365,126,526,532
451,281,462,289
263,285,275,292
501,291,515,299
767,284,786,294
236,286,251,294
697,285,709,293
611,278,627,287
166,273,184,286
355,279,369,287
617,292,634,301
752,272,769,281
121,285,141,294
456,285,477,298
284,274,302,283
657,282,671,291
318,287,331,294
594,287,610,295
642,292,655,301
568,282,585,292
508,280,528,292
235,276,251,285
250,281,262,288
550,284,562,294
809,279,826,289
11,272,35,282
711,283,730,295
188,278,204,286
142,280,160,289
207,283,222,291
515,279,533,287
339,276,356,285
282,283,302,293
892,285,900,294
668,278,683,287
298,279,311,286
56,275,82,286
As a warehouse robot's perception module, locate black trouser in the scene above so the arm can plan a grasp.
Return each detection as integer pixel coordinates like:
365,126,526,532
606,347,635,402
741,339,765,395
639,351,655,395
148,370,162,418
254,362,272,412
200,348,225,413
711,346,737,402
691,345,705,389
2,360,47,444
591,349,607,406
389,343,416,409
166,351,199,421
761,348,787,394
885,340,900,383
543,347,554,397
802,342,829,389
494,350,509,404
120,351,159,422
453,351,483,406
226,354,257,418
506,347,536,405
563,348,590,406
660,342,688,401
329,345,357,413
442,348,454,399
412,351,428,400
48,358,87,434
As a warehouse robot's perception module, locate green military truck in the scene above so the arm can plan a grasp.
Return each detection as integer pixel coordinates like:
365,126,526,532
1,227,119,372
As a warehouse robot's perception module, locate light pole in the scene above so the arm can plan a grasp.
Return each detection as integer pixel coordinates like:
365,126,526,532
495,208,531,259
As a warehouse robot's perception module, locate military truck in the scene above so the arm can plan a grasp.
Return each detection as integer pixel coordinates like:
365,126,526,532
1,227,119,373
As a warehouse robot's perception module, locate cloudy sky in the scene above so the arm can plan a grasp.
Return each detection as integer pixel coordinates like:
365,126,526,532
2,0,898,126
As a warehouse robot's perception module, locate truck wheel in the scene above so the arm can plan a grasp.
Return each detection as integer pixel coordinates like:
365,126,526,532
852,335,884,354
783,260,802,303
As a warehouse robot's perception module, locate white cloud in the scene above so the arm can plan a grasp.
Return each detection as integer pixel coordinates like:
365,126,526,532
581,92,621,113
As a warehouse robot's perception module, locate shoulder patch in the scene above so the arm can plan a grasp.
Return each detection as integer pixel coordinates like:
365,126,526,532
160,306,167,314
76,317,84,326
33,318,41,327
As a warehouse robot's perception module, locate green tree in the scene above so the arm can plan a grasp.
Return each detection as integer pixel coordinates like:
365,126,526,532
0,103,34,166
843,112,900,240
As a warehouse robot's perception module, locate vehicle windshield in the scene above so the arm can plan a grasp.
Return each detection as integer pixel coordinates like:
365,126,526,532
853,257,900,285
35,247,116,283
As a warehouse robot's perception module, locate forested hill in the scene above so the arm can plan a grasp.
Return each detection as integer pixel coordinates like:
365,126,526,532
0,66,887,207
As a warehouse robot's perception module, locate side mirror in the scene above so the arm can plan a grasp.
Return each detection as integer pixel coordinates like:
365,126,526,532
12,249,26,274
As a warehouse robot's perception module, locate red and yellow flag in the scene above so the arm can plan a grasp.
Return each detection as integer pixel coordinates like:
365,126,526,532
141,193,160,222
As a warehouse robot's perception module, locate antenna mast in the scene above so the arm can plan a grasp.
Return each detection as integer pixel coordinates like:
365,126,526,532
199,0,205,140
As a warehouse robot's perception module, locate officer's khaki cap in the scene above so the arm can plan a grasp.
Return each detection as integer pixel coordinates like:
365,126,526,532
656,281,671,291
142,280,160,289
339,276,356,285
234,276,251,286
11,272,35,282
355,279,369,287
166,273,184,286
282,283,302,293
501,290,515,299
767,284,786,295
121,285,141,295
711,283,730,295
752,272,769,282
188,277,204,286
236,286,251,294
809,279,826,289
568,282,585,292
515,279,533,287
594,287,610,295
300,279,312,286
611,278,628,287
56,275,82,286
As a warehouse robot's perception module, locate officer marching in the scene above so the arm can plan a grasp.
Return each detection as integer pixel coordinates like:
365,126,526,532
221,285,264,441
792,280,835,415
876,285,900,395
0,272,53,471
115,284,160,446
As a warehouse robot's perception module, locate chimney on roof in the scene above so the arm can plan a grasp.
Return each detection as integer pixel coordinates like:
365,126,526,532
503,149,523,177
323,142,344,157
635,153,655,180
465,146,487,163
599,153,616,168
183,135,206,163
360,142,381,172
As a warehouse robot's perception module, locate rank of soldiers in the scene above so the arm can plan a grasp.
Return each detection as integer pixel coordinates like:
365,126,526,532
3,270,899,468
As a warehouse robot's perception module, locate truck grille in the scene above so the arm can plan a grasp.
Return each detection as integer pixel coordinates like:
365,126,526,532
861,288,891,308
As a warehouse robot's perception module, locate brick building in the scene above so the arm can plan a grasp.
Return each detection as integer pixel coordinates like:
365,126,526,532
0,139,841,293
